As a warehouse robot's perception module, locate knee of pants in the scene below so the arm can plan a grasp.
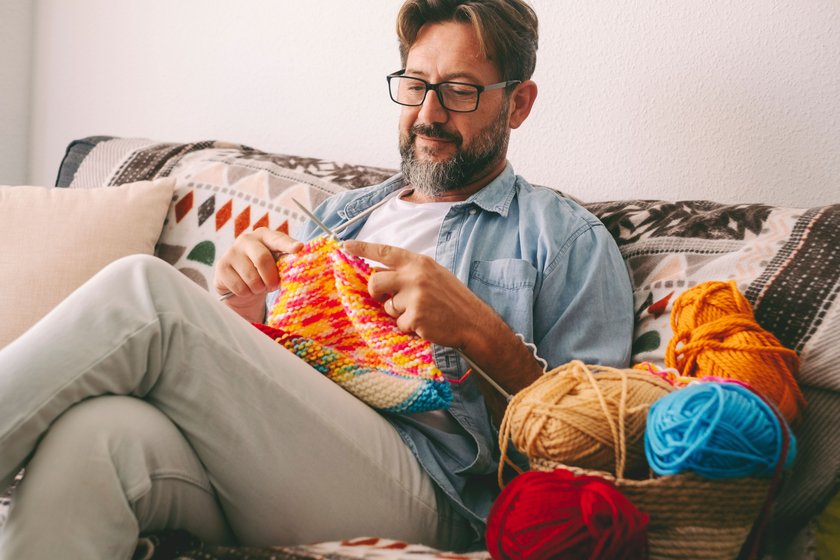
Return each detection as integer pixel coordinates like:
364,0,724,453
99,253,177,289
30,395,214,503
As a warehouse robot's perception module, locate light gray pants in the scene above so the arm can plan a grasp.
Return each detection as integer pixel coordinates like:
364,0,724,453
0,255,470,559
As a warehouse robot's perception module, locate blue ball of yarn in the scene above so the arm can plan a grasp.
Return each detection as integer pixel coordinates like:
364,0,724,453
645,381,796,478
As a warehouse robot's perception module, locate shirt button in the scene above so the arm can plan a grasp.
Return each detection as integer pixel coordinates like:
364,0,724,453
469,208,477,215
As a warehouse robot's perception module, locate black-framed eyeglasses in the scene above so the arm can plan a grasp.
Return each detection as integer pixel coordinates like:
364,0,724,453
386,70,521,113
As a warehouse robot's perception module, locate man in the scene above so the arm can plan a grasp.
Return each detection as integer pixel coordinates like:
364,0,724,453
0,0,632,557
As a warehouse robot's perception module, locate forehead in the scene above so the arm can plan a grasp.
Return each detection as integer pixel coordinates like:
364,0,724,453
405,21,500,82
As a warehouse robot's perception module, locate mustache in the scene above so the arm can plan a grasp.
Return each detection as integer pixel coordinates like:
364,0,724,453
409,123,462,145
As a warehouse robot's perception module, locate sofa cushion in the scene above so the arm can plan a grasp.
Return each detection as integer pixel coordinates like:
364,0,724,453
0,178,175,348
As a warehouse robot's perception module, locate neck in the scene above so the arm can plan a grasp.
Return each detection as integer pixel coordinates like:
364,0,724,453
403,157,507,203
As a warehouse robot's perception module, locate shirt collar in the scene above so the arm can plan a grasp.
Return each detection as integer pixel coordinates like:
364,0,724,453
340,161,517,221
458,161,517,218
340,175,407,221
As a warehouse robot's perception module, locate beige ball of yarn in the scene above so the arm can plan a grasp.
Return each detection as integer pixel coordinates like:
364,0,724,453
501,360,674,478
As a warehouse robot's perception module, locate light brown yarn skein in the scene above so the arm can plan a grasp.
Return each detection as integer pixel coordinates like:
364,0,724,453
502,360,674,479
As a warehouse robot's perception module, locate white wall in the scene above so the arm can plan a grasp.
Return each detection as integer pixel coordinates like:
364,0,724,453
0,0,33,185
26,1,840,206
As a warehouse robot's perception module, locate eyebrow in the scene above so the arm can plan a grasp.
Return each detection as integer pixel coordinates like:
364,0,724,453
404,68,484,83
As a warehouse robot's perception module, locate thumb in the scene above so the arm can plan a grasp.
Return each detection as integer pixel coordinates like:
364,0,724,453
260,229,304,255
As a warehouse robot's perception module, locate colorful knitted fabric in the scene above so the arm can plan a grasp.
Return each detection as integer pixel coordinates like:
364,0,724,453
258,235,452,413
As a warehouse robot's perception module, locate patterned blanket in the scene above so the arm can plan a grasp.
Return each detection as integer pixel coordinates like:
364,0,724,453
133,532,491,560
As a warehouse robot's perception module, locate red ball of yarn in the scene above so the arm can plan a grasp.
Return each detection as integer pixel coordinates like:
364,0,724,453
486,469,649,560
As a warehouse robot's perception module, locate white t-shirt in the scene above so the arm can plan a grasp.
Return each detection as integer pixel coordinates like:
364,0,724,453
355,190,454,264
355,190,466,434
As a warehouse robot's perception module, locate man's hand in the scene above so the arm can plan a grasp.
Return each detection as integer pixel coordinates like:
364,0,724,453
343,239,545,423
343,239,490,350
214,228,303,322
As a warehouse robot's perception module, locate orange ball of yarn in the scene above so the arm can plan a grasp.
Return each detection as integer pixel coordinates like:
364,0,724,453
499,361,674,481
665,280,805,424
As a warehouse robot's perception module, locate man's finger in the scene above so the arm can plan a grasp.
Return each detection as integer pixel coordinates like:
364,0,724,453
343,240,409,267
260,229,304,255
367,270,399,302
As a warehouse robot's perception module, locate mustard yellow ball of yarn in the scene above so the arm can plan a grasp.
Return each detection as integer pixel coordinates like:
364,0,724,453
504,361,674,478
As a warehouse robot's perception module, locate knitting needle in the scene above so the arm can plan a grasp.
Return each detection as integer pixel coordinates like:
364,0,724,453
457,352,513,401
291,199,339,240
329,188,410,236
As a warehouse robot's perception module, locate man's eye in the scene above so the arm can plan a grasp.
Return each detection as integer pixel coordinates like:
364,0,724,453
446,87,476,97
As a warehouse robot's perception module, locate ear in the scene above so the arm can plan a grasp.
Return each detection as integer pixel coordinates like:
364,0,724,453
507,80,538,130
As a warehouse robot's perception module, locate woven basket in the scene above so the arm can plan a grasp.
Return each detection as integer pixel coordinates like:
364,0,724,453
529,457,770,559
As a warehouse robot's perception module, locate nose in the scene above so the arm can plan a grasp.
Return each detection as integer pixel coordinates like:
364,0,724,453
416,87,449,124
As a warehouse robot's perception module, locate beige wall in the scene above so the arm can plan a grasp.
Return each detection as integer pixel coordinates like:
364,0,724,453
20,1,840,206
0,0,33,185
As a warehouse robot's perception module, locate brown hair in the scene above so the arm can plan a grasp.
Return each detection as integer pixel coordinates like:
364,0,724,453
397,0,539,81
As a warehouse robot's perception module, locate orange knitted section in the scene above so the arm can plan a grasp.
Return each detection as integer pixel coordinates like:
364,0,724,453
665,280,805,424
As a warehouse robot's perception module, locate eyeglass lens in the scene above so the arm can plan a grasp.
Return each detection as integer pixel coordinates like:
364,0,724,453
389,76,479,112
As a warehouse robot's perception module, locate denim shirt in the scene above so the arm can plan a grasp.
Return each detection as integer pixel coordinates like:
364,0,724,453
290,163,634,545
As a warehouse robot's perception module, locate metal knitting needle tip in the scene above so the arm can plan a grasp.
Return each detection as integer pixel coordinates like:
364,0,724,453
292,198,338,240
455,350,512,401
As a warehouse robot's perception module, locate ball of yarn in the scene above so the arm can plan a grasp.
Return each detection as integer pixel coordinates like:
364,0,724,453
486,468,649,560
500,361,674,479
665,280,805,424
645,381,796,478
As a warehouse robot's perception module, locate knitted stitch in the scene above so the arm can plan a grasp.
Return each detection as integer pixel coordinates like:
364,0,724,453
259,236,452,413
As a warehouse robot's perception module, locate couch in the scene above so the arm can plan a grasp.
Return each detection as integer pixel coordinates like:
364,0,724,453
1,136,838,559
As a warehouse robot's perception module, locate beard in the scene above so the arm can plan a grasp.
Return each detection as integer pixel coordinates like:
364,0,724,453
399,104,510,197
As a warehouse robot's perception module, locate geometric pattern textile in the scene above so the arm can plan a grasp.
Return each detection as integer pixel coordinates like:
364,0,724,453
261,236,451,413
58,137,394,291
583,200,840,380
57,136,396,190
131,531,494,560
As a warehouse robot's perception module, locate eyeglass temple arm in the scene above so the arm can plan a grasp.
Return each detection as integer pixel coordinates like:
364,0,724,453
481,80,522,92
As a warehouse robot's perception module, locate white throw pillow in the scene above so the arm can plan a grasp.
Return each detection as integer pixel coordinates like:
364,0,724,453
0,178,175,347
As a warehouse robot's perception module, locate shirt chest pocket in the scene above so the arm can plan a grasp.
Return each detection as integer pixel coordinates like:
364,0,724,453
467,259,538,337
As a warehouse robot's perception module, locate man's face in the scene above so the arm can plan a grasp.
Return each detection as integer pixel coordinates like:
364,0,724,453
398,21,512,197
